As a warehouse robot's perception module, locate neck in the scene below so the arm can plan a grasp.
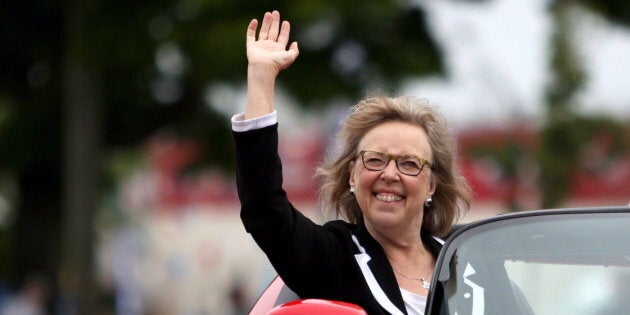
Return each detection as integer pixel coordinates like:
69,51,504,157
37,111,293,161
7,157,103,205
382,240,428,266
365,221,425,258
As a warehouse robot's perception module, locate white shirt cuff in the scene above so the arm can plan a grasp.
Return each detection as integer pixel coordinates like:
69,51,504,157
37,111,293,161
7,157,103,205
231,111,278,132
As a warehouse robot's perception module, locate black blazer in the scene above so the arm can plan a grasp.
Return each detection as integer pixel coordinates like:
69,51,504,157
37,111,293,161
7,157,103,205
234,124,443,315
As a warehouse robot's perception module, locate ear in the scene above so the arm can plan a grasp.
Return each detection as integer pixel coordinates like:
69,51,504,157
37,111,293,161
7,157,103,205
349,160,356,187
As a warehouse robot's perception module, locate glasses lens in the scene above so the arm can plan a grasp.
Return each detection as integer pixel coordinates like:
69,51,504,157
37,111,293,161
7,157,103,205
397,156,422,175
362,151,388,170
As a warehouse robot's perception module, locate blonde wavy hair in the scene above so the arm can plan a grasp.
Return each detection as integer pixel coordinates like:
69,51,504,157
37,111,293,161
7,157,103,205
316,96,472,237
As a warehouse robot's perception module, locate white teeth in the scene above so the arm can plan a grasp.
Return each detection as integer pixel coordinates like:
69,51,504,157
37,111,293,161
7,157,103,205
375,193,403,202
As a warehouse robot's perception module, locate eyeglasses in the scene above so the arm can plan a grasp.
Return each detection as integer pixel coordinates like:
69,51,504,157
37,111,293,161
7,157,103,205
357,150,433,176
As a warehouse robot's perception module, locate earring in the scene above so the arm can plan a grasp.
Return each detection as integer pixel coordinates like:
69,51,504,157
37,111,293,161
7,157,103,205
424,197,433,208
350,187,355,195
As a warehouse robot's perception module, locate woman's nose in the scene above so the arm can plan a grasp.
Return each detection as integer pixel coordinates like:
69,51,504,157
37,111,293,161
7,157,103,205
380,161,400,181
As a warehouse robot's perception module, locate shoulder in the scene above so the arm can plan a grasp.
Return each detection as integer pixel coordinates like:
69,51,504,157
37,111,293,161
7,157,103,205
321,220,361,251
322,220,358,234
422,231,444,258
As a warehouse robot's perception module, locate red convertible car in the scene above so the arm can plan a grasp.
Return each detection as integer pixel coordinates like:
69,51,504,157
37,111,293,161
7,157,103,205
248,206,630,314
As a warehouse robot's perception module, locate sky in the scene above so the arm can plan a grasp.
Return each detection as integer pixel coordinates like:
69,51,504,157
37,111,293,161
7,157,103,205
404,0,630,129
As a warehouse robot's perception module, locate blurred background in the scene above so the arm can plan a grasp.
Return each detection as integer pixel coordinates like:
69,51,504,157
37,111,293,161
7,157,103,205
0,0,629,314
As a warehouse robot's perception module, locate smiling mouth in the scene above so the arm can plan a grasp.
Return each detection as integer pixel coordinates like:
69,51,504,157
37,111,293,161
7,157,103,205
375,193,403,203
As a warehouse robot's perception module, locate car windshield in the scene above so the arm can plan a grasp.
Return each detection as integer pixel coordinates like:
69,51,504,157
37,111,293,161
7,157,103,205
432,211,630,315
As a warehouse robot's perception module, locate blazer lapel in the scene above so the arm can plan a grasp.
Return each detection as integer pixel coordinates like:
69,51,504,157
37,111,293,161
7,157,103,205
355,223,407,314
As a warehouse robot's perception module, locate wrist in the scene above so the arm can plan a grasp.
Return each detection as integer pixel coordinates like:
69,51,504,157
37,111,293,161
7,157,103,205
247,64,280,80
245,65,276,120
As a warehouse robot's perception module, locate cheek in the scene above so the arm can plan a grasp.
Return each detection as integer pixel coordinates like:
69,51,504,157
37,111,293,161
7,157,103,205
353,168,375,187
418,178,434,199
352,171,377,202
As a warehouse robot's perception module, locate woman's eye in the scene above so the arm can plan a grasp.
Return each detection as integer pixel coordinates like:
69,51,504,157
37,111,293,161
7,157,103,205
400,160,420,169
366,158,384,165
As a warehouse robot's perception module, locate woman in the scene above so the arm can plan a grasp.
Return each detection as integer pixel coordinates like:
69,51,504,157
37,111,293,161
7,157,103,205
232,11,472,315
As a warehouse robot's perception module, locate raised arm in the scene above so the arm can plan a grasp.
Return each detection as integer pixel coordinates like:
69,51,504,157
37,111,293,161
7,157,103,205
245,10,299,120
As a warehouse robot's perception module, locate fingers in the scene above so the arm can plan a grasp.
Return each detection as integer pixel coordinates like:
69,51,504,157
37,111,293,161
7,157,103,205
268,11,281,41
288,41,299,58
258,11,272,40
246,19,258,44
277,20,291,47
248,10,296,49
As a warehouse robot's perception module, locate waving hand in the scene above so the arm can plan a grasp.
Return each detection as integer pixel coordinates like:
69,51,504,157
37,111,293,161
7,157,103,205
246,11,299,75
244,11,299,119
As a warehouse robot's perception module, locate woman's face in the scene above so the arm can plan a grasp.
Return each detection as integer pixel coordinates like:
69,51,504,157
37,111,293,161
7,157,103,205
349,121,436,236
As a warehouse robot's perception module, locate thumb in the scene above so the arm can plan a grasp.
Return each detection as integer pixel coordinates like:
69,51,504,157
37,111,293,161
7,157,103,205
289,42,299,57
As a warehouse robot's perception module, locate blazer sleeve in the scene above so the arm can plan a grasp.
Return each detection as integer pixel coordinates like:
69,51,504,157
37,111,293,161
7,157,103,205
233,124,346,295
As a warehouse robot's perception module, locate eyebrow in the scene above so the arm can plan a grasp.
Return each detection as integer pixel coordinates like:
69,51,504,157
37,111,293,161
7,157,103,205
362,150,422,159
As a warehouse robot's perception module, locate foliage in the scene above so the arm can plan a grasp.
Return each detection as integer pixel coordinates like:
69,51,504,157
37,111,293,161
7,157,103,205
538,0,630,208
576,0,630,26
2,0,629,310
62,0,443,168
0,0,443,310
537,0,585,208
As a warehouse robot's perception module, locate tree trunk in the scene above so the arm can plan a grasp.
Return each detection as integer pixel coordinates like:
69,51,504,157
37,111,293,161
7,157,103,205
60,0,102,313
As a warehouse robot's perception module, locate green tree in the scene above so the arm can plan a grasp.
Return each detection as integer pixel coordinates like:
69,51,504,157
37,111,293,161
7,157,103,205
538,0,630,208
538,0,586,208
0,0,442,312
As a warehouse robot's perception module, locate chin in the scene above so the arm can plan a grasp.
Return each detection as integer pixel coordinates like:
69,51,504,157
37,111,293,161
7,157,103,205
366,211,404,229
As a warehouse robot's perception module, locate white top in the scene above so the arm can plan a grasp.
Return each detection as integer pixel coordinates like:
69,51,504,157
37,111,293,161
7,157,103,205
400,288,427,315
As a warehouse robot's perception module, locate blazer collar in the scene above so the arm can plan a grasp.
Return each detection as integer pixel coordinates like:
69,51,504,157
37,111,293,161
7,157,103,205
354,222,407,313
353,221,445,314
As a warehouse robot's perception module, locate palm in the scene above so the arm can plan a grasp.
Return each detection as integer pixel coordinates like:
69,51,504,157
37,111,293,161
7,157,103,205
247,40,294,70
